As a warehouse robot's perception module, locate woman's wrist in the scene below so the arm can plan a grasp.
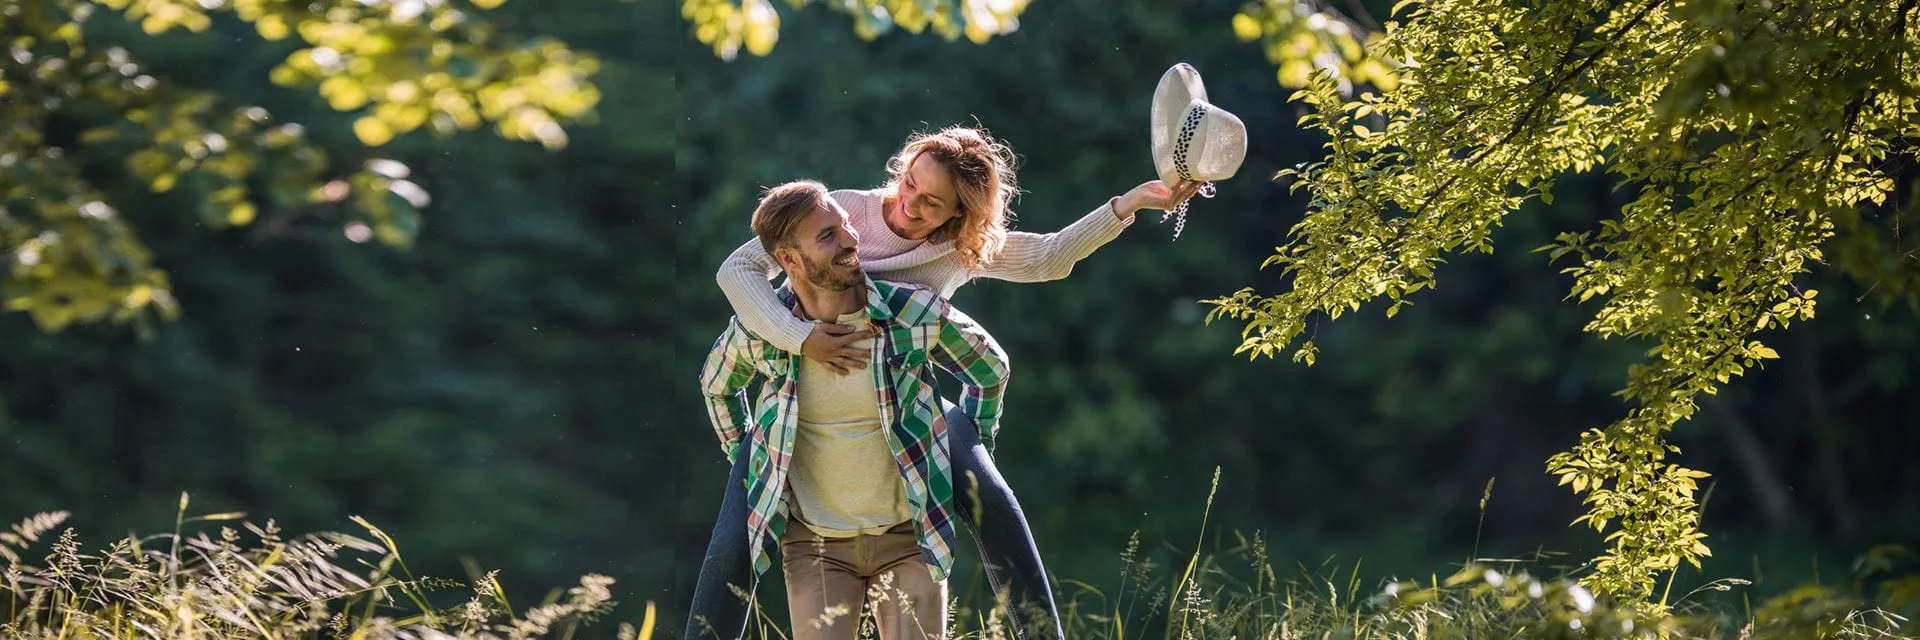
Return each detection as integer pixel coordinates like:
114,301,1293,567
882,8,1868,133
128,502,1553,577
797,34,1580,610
1110,195,1136,222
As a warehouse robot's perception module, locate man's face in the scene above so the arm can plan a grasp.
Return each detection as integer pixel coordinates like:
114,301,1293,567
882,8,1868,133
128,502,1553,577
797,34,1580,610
782,199,862,291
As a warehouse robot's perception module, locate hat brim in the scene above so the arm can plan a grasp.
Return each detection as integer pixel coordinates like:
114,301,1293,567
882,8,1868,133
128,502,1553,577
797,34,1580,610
1153,99,1250,185
1152,63,1208,185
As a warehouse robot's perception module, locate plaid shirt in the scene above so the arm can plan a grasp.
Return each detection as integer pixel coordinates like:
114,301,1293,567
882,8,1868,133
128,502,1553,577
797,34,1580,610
699,276,1009,582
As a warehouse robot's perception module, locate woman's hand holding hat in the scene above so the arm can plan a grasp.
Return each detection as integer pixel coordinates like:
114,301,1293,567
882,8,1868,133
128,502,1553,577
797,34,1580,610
1112,179,1203,222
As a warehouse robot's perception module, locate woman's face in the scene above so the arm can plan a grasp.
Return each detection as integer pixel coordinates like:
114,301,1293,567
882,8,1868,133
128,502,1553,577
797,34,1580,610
888,153,961,241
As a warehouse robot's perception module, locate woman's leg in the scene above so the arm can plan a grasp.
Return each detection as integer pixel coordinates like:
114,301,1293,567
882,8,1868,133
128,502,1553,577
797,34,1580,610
945,404,1065,639
683,452,757,640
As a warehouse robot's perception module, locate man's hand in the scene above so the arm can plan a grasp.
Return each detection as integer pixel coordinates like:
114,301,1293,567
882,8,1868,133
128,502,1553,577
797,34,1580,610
802,323,871,374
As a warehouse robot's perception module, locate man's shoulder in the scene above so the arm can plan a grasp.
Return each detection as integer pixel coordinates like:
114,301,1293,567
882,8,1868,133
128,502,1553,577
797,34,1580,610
872,279,951,325
715,315,773,350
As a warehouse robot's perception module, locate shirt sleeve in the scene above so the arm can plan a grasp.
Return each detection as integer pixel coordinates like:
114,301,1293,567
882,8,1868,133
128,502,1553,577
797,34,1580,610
715,237,814,354
699,318,763,462
972,198,1133,283
927,303,1010,453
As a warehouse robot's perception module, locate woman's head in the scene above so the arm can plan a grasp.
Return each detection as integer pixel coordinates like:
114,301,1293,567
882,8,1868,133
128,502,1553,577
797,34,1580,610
884,125,1019,270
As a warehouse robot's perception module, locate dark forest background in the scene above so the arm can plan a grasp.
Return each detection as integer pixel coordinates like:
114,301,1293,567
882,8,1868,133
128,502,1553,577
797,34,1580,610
3,0,1916,634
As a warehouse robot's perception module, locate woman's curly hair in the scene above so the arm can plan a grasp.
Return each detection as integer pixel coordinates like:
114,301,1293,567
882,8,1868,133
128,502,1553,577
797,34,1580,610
884,125,1021,271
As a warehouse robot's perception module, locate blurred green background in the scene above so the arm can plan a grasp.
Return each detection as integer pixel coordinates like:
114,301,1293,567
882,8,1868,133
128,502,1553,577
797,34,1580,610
3,0,1916,635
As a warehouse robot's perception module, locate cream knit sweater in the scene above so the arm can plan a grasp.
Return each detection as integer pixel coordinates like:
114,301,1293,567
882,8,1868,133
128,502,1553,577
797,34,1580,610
716,188,1133,353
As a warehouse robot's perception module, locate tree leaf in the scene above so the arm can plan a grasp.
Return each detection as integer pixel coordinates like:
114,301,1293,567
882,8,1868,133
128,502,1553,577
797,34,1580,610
353,116,394,146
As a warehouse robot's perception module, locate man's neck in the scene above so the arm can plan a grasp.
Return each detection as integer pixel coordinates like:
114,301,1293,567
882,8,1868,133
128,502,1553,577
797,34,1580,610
790,279,864,321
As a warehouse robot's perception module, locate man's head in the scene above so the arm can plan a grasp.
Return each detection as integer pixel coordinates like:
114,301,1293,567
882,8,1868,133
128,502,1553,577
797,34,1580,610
751,180,862,292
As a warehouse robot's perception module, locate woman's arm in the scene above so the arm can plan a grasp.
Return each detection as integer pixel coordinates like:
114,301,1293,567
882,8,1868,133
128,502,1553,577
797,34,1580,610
714,237,815,355
975,180,1197,283
715,236,872,372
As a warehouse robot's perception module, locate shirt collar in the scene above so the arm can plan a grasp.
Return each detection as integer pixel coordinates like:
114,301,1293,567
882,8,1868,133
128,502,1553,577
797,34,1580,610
774,274,895,323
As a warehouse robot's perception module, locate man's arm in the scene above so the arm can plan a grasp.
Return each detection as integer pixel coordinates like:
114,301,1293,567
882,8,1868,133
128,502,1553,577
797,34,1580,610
699,319,763,462
927,302,1011,452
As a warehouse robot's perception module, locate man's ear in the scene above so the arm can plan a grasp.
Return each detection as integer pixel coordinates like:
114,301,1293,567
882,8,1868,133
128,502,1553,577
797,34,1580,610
772,245,799,271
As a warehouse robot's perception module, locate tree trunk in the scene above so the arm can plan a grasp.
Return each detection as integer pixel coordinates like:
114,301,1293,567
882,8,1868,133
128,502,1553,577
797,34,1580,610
1795,331,1860,538
1705,398,1795,529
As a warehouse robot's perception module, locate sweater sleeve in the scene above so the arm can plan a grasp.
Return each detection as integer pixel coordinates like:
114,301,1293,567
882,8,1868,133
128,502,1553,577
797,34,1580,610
973,198,1133,283
714,237,814,354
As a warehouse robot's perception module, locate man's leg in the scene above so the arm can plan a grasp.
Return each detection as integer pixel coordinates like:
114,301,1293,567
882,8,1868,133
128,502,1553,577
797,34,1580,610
683,452,757,640
867,522,949,640
782,521,866,640
945,404,1065,639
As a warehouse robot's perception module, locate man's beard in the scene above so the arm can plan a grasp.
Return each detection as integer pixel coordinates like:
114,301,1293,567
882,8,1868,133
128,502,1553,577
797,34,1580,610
801,249,861,291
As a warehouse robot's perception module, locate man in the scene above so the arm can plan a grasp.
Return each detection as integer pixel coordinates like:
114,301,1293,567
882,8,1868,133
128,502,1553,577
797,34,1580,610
699,180,1008,640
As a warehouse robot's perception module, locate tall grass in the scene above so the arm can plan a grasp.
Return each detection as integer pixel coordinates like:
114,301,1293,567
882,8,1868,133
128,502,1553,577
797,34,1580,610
1,494,650,639
939,470,1914,640
7,489,1913,639
981,540,1912,639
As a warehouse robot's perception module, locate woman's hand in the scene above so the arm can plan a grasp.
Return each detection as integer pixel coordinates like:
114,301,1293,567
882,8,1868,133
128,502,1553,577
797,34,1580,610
801,323,871,374
1113,179,1203,222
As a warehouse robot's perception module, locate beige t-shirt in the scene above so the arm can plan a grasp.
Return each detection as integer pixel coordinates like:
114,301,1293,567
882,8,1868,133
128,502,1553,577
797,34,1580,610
787,311,912,538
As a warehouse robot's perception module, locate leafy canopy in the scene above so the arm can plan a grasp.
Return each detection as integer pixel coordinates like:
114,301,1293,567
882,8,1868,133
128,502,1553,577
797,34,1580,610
1,0,597,333
4,0,1044,335
1205,0,1920,601
680,0,1033,60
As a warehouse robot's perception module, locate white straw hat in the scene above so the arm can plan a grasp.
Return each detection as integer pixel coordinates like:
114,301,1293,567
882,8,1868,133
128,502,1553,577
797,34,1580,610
1148,63,1247,239
1151,63,1247,185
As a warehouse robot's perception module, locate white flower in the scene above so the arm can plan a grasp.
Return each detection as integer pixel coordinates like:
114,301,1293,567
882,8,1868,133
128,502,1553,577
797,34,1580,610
366,158,411,179
389,179,431,208
79,201,116,221
309,47,341,68
1567,584,1595,613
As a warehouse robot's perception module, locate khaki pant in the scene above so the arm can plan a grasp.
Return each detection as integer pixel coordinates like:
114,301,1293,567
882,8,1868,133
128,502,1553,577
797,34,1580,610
781,520,947,640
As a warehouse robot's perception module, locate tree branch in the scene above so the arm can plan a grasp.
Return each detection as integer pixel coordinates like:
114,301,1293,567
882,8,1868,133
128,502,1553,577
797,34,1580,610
1339,0,1382,32
1408,0,1670,221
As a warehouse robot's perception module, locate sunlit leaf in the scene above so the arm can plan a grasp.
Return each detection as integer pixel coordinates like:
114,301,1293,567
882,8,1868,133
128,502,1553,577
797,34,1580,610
353,116,394,146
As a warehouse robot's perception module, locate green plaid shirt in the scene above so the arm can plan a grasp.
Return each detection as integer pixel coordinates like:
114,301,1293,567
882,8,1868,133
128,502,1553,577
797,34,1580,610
699,276,1009,581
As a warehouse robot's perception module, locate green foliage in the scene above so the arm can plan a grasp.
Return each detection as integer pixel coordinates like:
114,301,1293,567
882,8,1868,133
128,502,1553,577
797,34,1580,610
1232,0,1400,93
1206,0,1920,601
0,500,645,639
680,0,1031,60
0,0,597,333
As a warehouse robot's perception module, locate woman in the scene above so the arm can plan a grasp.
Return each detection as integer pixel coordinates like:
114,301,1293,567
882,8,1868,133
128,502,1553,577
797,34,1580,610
688,124,1196,640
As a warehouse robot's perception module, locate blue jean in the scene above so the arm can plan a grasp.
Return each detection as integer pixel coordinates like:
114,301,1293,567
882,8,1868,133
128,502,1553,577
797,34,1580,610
682,404,1064,639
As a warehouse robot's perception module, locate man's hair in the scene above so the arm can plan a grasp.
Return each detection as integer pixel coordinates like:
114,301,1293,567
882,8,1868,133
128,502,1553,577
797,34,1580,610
751,180,832,256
